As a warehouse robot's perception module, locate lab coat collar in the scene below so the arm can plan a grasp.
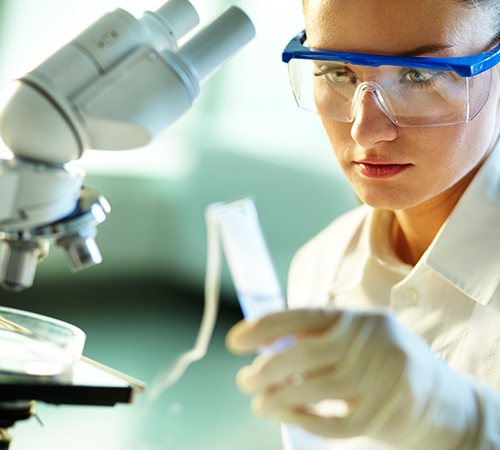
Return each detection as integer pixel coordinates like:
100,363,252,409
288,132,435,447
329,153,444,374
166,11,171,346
330,207,411,295
329,206,375,294
425,140,500,306
330,139,500,305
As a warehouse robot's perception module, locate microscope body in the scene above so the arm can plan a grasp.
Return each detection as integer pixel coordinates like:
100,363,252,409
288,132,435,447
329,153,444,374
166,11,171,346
0,0,255,290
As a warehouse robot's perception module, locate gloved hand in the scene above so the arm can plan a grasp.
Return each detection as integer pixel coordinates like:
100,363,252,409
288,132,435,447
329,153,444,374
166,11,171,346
226,308,480,450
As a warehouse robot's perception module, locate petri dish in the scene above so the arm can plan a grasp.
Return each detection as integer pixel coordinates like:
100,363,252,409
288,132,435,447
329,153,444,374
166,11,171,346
0,306,86,376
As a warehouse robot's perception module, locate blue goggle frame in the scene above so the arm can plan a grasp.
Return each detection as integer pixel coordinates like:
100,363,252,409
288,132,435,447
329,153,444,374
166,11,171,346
282,30,500,78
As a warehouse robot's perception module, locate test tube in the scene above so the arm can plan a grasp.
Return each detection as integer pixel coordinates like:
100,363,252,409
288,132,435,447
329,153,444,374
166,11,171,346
206,197,286,321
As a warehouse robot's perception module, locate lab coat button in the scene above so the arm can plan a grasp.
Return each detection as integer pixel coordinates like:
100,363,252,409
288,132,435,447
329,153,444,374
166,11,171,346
402,288,419,305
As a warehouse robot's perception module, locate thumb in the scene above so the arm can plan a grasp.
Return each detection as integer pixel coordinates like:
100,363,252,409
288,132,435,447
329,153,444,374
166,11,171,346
226,308,340,355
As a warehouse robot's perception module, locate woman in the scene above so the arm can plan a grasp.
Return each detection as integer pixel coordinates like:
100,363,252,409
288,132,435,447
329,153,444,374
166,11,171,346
226,0,500,448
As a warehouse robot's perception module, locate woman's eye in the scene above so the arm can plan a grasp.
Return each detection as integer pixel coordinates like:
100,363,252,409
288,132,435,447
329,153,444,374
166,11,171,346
314,65,356,84
327,70,352,83
406,69,432,84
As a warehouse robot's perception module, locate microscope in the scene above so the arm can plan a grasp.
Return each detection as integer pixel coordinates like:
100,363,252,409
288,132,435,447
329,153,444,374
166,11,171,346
0,0,255,291
0,0,255,446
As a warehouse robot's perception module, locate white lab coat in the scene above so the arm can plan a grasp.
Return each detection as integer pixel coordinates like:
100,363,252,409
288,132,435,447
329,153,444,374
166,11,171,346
284,140,500,449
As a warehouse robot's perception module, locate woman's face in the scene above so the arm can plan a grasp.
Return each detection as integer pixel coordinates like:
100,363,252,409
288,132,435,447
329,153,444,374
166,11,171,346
304,0,500,211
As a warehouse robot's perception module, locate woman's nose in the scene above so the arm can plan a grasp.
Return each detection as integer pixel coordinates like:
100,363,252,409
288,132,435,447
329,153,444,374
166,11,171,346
350,89,398,148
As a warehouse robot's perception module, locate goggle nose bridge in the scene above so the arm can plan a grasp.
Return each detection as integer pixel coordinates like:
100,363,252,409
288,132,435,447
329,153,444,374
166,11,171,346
350,81,399,125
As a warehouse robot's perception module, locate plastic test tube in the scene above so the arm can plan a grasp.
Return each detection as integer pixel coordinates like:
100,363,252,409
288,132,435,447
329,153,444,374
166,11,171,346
207,197,287,321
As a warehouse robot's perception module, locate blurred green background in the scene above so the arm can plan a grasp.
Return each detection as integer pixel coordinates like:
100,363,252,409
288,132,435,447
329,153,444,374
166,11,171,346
0,0,357,448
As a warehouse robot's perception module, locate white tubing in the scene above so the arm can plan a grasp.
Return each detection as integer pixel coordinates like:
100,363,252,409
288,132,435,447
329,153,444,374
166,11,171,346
147,205,222,401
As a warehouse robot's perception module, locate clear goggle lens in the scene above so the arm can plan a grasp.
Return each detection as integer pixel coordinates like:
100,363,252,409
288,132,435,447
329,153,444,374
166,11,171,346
288,59,492,127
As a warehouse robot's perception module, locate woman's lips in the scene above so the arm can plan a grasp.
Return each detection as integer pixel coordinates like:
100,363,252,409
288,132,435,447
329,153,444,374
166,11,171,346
355,161,412,179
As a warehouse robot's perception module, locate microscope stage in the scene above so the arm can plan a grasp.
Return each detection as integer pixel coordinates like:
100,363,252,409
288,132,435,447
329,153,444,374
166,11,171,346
0,358,145,406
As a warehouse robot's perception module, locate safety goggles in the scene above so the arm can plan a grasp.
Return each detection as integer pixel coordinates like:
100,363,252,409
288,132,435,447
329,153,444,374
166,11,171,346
282,30,500,127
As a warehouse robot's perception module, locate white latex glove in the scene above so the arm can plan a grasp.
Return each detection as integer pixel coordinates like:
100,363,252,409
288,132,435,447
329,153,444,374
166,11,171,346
226,308,480,450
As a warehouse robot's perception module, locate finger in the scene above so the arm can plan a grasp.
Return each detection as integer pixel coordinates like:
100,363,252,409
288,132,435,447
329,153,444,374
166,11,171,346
227,309,341,354
236,333,350,393
226,319,255,355
275,408,355,439
271,321,397,414
252,369,360,416
236,361,273,394
238,311,374,393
